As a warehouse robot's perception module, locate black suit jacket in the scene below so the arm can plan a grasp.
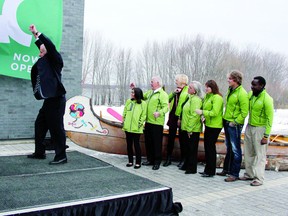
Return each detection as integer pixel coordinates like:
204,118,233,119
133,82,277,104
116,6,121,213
31,33,66,99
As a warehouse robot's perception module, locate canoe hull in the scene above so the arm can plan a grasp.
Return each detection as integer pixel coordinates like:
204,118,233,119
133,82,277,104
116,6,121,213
64,96,288,171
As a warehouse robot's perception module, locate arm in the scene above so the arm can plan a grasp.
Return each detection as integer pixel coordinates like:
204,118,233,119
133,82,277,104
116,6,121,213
235,90,249,124
261,95,274,144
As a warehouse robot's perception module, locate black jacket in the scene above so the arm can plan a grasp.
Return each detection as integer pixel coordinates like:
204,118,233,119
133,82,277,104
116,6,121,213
31,33,66,99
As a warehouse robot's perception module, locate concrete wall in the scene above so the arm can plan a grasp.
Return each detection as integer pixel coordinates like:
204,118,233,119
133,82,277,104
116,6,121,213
0,0,84,139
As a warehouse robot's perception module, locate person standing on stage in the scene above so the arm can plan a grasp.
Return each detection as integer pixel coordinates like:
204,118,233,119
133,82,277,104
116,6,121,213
219,70,249,182
27,24,67,165
140,76,169,170
163,74,189,167
123,87,147,169
195,80,223,177
239,76,274,186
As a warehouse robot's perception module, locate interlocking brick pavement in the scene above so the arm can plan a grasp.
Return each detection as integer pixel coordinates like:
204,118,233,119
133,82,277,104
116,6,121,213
1,139,287,216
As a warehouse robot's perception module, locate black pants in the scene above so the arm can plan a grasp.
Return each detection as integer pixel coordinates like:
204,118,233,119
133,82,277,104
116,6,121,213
144,123,163,165
182,131,200,172
125,132,142,165
35,96,66,161
166,117,178,157
203,126,222,175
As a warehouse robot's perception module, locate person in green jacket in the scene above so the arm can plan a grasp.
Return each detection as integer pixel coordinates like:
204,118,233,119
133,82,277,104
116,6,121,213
141,76,169,170
123,88,147,169
179,81,204,174
196,80,223,177
239,76,274,186
219,70,249,182
163,74,189,167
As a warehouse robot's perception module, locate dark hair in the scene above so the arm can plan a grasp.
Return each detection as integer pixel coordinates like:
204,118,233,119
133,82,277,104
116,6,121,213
133,88,144,104
205,80,222,96
254,76,266,87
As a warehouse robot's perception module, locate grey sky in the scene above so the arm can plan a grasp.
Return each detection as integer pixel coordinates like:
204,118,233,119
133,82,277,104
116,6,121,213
84,0,288,56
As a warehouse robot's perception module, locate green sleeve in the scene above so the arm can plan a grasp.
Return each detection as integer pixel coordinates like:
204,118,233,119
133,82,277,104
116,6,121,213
264,95,274,136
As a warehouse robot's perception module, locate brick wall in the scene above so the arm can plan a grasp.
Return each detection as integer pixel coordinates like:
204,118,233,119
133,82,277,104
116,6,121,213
0,0,84,139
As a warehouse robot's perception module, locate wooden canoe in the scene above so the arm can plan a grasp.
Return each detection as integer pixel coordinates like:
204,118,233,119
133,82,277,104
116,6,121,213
64,96,288,171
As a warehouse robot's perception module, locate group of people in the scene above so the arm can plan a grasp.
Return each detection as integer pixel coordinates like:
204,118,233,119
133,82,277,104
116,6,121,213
26,25,274,187
123,70,274,187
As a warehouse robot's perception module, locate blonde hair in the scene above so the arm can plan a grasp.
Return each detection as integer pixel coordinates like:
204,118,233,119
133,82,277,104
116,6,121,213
175,74,188,85
228,70,243,85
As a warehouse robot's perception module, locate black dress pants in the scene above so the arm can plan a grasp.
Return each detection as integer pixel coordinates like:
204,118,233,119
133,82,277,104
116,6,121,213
125,132,142,165
144,123,163,165
183,131,200,172
35,96,66,161
203,126,222,175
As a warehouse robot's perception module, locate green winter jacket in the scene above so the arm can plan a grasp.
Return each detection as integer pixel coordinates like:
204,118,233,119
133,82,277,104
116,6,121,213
223,85,249,125
202,93,223,128
181,95,203,133
144,88,169,126
168,85,189,117
122,99,147,133
247,90,274,136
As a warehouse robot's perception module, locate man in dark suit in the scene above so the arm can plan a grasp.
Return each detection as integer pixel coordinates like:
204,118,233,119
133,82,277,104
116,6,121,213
27,24,67,165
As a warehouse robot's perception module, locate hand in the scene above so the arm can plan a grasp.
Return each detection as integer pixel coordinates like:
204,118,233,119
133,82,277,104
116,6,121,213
229,122,236,127
177,119,181,127
29,24,38,34
174,88,181,93
195,109,202,115
153,112,160,118
261,137,268,145
130,82,136,89
187,132,192,138
201,115,205,123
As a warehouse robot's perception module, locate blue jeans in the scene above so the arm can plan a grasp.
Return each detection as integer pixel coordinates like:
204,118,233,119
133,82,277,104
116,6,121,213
223,120,243,177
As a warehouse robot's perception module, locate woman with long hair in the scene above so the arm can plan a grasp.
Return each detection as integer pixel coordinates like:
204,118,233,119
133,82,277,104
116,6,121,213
122,88,147,169
196,80,223,177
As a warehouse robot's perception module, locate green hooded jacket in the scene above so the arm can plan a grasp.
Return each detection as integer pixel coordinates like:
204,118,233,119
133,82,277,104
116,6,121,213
168,85,189,117
202,93,223,128
144,88,169,126
223,85,249,125
122,99,147,133
181,95,203,133
247,90,274,136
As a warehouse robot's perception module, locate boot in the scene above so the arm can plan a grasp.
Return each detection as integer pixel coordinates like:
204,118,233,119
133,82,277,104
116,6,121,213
163,156,171,167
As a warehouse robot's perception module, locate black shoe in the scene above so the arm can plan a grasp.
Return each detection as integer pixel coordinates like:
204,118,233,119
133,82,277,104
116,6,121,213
27,153,46,159
49,158,67,165
152,164,160,170
126,163,133,167
142,161,153,166
134,164,141,169
185,170,196,174
179,165,187,171
216,171,228,176
177,161,184,167
163,160,171,167
201,173,214,177
198,171,205,175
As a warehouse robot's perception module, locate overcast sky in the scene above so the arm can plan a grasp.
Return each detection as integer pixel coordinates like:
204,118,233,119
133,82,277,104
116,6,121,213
84,0,288,56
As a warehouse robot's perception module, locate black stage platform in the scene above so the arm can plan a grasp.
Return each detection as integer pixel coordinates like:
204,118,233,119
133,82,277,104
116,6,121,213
0,151,180,216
